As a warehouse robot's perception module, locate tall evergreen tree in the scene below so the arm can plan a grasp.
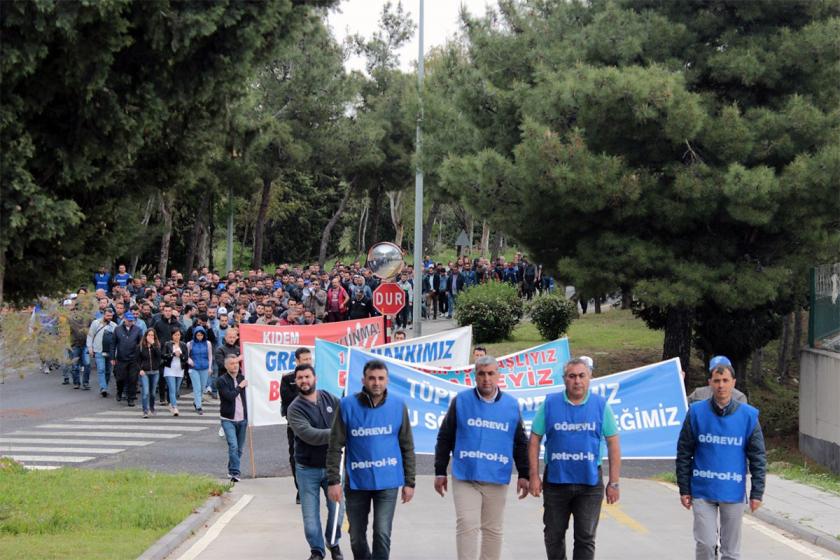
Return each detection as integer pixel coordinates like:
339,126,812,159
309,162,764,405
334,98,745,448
438,0,840,383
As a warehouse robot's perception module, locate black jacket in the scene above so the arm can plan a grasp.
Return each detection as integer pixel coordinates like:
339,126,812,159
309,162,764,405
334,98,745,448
280,371,298,417
113,323,143,363
153,315,181,346
161,341,189,371
434,388,530,480
135,344,162,372
288,390,339,468
675,398,766,501
445,273,465,295
218,372,247,421
214,341,240,374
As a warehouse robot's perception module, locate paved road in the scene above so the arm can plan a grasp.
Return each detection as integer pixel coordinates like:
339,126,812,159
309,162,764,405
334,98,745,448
166,475,839,560
0,323,671,480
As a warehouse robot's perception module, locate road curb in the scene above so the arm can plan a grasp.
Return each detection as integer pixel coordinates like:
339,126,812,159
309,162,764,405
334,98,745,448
137,493,226,560
752,508,840,556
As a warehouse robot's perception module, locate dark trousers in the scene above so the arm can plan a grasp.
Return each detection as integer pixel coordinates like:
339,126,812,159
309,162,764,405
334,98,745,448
114,360,139,402
437,292,448,316
345,487,398,560
287,426,298,493
158,366,168,403
543,477,604,560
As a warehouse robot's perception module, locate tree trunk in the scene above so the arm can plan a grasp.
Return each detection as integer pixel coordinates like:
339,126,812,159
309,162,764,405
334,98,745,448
370,184,383,243
253,176,272,269
319,182,353,268
620,286,632,310
662,306,693,371
130,195,155,275
733,356,749,397
490,231,502,262
387,190,404,248
466,214,474,257
792,307,803,372
749,347,765,388
0,248,5,305
158,192,173,277
480,220,490,257
208,191,215,271
238,220,249,271
594,296,602,314
777,312,792,379
185,193,210,274
357,197,369,253
422,200,440,255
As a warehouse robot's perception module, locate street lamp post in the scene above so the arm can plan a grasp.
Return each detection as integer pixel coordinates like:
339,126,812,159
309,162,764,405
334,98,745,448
412,0,425,336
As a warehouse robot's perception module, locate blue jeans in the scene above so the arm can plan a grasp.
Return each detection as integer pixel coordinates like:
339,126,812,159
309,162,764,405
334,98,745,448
165,376,183,407
67,346,90,385
140,372,160,412
94,352,112,391
207,367,219,397
189,369,209,409
221,419,247,476
345,487,398,560
296,464,344,556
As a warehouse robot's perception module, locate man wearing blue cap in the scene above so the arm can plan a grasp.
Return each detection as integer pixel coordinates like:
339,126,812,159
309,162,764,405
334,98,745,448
112,311,143,406
687,356,747,404
676,355,767,560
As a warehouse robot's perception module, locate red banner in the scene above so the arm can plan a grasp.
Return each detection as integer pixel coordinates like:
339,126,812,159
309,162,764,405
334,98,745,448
238,316,385,348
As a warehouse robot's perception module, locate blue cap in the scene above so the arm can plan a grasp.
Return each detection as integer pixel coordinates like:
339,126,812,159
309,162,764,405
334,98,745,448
709,355,732,371
124,312,136,321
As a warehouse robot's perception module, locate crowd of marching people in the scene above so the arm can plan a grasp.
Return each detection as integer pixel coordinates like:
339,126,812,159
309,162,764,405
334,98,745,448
26,258,769,560
40,253,553,419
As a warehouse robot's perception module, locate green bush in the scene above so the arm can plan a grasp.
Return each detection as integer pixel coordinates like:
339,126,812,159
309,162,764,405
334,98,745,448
529,293,579,340
454,282,524,343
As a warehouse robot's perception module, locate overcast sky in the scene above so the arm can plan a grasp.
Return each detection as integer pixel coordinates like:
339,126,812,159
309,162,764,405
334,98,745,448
327,0,498,73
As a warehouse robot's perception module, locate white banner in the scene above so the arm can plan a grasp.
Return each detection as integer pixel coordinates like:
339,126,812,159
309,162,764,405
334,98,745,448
366,326,473,367
243,343,312,427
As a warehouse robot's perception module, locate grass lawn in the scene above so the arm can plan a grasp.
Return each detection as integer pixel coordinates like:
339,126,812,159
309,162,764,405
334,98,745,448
484,309,664,376
0,461,227,560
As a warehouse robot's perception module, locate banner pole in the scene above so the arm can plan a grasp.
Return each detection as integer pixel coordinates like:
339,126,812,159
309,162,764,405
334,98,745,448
329,449,345,545
247,423,256,479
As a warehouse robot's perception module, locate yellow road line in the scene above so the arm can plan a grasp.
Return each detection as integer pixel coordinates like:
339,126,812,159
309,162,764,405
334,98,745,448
601,502,650,534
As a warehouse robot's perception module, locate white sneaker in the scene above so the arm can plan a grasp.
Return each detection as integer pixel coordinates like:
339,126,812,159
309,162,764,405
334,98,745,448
218,427,225,438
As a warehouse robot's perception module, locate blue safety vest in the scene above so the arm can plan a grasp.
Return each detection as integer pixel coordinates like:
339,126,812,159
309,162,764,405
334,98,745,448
341,394,405,491
544,392,605,485
452,391,520,484
115,272,131,287
94,273,111,292
689,400,758,503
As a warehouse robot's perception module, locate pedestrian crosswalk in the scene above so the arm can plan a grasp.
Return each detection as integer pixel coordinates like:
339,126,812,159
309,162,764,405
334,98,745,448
0,397,223,471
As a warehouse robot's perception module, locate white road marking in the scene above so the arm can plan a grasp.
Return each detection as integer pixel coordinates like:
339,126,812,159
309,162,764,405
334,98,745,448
0,446,125,454
175,494,254,560
12,430,180,439
656,481,828,559
24,465,60,470
0,437,152,446
38,423,205,432
3,454,96,463
743,516,826,559
87,415,218,424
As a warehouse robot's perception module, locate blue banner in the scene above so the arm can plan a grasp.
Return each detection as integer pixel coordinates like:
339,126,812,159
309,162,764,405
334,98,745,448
314,337,571,398
346,349,688,459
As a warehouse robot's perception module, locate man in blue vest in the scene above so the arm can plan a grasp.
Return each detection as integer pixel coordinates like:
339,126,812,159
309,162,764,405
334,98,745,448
433,355,530,560
528,358,621,560
676,356,766,560
93,266,112,294
326,359,415,560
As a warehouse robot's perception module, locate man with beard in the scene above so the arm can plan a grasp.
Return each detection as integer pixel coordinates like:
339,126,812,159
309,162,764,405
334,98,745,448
288,364,344,560
282,347,314,504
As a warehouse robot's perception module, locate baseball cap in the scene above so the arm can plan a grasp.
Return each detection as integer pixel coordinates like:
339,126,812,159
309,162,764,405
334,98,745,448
124,311,136,321
218,306,228,316
709,355,732,371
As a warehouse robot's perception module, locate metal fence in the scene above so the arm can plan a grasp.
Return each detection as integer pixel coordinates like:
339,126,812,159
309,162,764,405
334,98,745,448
809,262,840,352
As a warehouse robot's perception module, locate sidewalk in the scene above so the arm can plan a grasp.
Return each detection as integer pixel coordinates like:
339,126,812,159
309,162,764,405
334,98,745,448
161,474,840,560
